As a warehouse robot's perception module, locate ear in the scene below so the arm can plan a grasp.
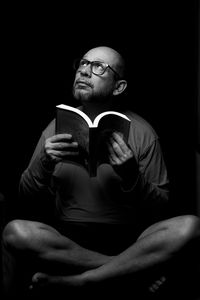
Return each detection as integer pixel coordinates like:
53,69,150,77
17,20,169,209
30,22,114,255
113,79,127,96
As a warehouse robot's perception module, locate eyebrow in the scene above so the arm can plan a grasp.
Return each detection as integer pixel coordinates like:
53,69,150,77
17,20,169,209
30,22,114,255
83,57,106,63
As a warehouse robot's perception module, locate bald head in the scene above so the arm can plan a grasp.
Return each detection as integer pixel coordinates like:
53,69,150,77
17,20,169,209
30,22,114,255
73,45,128,104
83,46,126,79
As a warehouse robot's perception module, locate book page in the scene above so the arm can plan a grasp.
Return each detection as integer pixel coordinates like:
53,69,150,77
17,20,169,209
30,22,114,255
56,104,93,127
96,113,131,143
93,111,130,128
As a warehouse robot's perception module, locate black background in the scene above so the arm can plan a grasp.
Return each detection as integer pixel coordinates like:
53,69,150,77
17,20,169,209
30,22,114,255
1,1,199,217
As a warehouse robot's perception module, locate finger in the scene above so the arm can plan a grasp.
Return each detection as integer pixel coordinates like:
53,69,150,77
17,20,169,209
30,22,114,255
110,137,124,158
50,150,79,158
112,132,130,153
149,276,166,293
48,142,78,150
107,142,121,165
48,133,73,143
149,283,158,293
109,137,131,163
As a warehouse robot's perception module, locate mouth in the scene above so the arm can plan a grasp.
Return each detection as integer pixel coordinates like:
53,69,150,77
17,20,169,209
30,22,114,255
75,80,92,88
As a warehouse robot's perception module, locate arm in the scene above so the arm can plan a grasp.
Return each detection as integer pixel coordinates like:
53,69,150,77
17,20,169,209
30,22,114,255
18,124,79,219
108,132,170,221
18,132,56,220
19,130,79,197
136,138,170,222
19,133,55,201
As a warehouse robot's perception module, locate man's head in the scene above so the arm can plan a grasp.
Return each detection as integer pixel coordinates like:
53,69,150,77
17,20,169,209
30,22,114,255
72,46,127,104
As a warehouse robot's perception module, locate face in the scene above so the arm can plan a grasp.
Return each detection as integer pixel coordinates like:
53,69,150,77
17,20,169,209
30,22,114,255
72,47,119,103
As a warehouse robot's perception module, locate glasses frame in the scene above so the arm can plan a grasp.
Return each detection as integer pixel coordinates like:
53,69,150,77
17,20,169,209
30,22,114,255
73,58,121,79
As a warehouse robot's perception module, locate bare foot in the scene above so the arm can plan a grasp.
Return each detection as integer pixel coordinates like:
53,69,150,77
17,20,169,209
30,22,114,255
148,276,166,293
30,272,86,291
30,272,167,295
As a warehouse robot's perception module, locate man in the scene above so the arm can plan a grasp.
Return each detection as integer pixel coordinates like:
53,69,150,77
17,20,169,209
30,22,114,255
2,46,200,298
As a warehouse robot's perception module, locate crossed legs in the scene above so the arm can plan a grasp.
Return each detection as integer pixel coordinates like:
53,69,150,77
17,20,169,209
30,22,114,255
2,215,200,298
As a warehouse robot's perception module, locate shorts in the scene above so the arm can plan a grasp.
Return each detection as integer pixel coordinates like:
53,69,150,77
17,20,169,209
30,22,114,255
54,220,140,255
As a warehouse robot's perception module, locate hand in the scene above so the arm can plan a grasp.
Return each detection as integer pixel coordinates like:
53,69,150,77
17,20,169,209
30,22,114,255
44,133,79,165
107,132,133,166
107,132,138,188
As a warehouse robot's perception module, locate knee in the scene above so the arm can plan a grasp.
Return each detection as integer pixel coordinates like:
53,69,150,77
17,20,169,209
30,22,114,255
2,219,33,249
172,215,200,245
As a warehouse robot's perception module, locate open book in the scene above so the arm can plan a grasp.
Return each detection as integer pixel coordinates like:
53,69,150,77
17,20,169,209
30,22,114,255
56,104,131,176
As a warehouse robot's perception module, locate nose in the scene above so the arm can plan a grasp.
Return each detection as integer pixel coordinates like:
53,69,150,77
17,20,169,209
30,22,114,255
79,64,92,77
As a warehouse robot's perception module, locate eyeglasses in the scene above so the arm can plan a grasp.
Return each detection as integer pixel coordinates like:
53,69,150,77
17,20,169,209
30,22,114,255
73,58,120,79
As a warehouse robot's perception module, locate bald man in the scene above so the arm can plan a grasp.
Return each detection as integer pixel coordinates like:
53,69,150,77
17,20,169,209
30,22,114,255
2,46,200,298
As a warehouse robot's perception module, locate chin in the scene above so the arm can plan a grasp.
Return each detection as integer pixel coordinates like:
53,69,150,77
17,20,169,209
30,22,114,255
74,90,92,102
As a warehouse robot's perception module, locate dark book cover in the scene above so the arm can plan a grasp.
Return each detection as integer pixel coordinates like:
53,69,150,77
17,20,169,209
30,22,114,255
56,104,131,176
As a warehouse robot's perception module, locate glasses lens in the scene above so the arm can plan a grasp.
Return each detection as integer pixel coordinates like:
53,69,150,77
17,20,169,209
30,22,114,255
73,59,107,75
73,59,86,70
92,62,106,75
79,59,88,68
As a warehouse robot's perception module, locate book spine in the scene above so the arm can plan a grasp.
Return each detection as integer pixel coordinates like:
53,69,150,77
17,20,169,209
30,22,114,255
88,128,99,177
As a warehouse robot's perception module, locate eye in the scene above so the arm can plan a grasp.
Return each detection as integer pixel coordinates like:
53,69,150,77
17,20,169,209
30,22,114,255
79,59,88,67
92,62,105,73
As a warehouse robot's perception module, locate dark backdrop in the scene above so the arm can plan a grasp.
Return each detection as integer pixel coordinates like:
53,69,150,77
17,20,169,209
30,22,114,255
1,1,199,218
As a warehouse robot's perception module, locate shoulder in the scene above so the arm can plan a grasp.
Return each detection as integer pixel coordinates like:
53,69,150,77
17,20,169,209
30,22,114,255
126,111,158,137
124,110,159,155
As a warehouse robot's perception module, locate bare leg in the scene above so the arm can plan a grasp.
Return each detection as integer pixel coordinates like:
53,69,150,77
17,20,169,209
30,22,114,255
2,219,113,297
31,215,200,296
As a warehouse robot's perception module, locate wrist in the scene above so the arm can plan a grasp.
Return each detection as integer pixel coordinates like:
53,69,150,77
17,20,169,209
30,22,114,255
40,149,56,172
114,157,139,190
120,172,140,192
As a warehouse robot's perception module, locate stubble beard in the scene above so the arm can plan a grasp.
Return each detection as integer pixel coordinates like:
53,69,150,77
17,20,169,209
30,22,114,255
73,88,92,102
72,87,112,104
